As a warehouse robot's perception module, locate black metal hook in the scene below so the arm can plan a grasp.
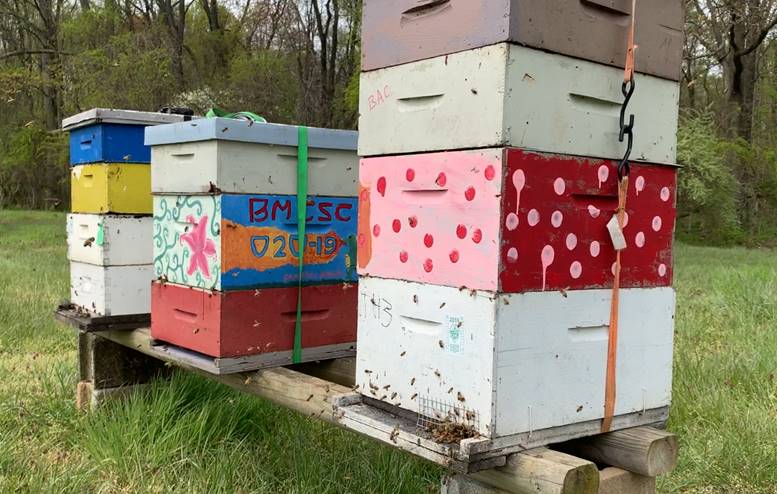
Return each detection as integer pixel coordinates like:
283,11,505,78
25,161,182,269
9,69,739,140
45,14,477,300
618,79,635,180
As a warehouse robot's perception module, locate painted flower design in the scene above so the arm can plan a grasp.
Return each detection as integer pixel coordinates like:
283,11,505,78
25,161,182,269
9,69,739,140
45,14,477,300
180,215,217,278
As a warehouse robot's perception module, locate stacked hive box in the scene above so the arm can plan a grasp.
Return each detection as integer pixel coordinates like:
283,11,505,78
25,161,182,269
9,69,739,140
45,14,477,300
64,109,192,317
355,1,683,440
146,118,360,365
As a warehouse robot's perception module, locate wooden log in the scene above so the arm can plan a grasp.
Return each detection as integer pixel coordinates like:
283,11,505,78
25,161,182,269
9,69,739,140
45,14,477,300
559,427,678,477
470,448,599,494
597,468,655,494
99,328,351,424
445,467,654,494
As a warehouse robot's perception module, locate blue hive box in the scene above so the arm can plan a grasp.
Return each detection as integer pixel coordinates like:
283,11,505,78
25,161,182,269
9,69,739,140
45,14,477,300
62,108,195,166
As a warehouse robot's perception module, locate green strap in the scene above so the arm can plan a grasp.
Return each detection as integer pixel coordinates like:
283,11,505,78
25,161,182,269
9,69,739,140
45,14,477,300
293,126,309,364
205,107,267,123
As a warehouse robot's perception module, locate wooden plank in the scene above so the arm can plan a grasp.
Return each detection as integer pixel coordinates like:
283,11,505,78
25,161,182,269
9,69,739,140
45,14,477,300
558,427,678,477
152,340,355,375
55,307,150,332
470,448,599,494
294,357,356,388
99,328,351,424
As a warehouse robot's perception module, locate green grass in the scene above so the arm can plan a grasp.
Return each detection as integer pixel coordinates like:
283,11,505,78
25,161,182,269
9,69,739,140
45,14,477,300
0,209,775,493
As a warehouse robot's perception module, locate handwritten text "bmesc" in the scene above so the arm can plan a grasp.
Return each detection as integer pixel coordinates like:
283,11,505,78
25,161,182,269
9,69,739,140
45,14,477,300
249,198,353,224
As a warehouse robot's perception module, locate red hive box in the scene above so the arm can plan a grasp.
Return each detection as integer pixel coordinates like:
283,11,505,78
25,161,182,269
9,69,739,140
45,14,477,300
358,148,677,293
151,282,357,358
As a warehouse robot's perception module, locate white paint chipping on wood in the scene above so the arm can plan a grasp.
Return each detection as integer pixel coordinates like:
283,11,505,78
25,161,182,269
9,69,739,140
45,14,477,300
358,44,679,164
356,277,675,438
151,140,358,196
67,214,152,266
70,262,153,316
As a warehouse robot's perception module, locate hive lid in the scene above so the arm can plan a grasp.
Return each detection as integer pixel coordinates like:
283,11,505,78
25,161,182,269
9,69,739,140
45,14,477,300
62,108,196,131
144,118,358,151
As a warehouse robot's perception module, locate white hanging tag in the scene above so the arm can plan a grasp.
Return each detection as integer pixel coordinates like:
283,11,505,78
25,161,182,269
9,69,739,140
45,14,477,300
607,215,627,251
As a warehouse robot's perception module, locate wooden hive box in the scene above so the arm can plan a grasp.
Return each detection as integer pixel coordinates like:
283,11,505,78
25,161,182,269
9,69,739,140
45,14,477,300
150,281,357,359
145,118,358,196
70,261,153,316
355,276,675,439
358,44,679,161
358,148,677,293
67,213,152,266
153,194,358,291
63,108,193,165
70,164,152,214
361,0,683,80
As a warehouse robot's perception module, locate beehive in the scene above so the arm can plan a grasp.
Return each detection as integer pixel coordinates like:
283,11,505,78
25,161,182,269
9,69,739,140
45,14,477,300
64,108,192,317
353,2,682,443
148,118,360,363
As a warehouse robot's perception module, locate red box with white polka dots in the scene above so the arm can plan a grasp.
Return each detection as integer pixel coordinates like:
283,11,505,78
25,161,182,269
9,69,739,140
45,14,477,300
357,148,677,293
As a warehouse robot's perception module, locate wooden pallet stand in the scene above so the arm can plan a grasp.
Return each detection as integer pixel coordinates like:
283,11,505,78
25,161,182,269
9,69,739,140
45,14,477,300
332,393,670,474
55,305,150,332
60,323,679,494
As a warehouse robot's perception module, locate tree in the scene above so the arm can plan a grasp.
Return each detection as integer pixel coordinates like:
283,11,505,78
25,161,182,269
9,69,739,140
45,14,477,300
690,0,777,141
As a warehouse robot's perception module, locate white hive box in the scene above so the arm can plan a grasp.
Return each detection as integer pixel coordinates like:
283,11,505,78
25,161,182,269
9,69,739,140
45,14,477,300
70,262,153,316
67,214,152,266
145,118,359,195
358,43,679,164
356,277,675,439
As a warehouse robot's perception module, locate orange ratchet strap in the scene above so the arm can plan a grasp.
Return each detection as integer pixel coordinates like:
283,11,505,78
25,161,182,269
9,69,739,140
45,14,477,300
603,0,637,434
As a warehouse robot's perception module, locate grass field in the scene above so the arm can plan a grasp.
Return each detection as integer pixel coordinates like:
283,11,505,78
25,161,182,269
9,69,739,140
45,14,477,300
0,209,775,493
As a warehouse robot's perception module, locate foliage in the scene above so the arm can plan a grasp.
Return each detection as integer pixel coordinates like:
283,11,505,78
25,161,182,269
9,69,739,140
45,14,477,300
675,112,742,244
0,124,68,210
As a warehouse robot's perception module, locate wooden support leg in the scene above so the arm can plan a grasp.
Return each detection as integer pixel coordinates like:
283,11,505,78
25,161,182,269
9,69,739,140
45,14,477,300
442,475,509,494
442,467,656,494
558,427,678,477
76,332,170,411
470,448,600,494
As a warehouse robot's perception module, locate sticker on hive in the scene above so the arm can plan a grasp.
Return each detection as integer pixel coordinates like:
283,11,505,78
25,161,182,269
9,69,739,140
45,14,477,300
358,149,677,292
154,194,358,290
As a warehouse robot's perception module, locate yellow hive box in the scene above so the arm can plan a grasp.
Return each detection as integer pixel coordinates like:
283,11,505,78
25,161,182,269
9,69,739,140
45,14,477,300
71,163,152,214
